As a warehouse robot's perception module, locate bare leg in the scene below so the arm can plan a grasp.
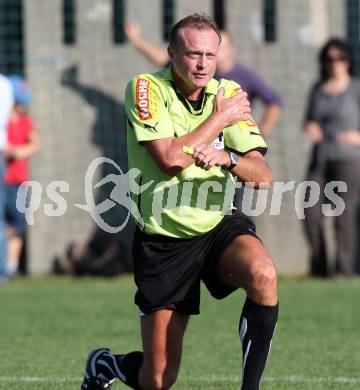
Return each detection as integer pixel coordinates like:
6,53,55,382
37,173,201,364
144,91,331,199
216,234,278,390
7,227,23,275
216,235,277,305
139,309,189,390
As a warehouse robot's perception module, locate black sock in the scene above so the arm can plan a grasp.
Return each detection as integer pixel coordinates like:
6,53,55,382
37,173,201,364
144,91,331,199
239,297,278,390
114,351,143,389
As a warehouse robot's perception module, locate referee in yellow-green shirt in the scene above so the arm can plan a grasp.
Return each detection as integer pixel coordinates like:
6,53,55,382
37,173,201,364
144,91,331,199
80,13,278,390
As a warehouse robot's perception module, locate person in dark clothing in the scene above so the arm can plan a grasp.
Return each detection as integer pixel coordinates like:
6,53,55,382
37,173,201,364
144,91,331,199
303,38,360,278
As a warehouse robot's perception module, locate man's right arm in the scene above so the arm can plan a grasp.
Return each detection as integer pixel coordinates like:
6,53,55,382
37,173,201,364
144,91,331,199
126,77,252,176
143,88,252,176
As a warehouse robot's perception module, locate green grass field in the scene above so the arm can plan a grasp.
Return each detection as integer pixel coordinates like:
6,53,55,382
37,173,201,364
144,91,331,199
1,275,360,389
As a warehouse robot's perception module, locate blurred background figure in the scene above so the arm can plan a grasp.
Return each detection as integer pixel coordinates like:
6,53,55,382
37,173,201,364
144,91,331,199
53,229,127,278
0,73,14,284
303,38,360,278
124,22,283,136
56,65,132,276
215,31,283,136
4,75,39,277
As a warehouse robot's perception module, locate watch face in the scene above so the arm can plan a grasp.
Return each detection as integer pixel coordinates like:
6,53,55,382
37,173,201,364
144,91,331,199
230,152,239,166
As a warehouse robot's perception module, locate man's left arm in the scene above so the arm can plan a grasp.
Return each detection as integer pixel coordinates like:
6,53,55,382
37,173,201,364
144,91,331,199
226,150,271,187
192,145,271,188
192,109,272,187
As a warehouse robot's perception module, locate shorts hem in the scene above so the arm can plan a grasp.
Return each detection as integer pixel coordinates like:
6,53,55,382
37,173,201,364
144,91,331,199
137,304,200,316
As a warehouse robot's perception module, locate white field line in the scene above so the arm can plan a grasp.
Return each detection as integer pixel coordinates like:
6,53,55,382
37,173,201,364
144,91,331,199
188,376,360,384
0,376,80,383
0,375,360,384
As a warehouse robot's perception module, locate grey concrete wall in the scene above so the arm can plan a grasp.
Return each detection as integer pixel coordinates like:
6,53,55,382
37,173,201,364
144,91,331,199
24,0,345,274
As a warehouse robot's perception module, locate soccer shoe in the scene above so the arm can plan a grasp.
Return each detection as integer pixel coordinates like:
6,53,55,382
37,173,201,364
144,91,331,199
80,348,116,389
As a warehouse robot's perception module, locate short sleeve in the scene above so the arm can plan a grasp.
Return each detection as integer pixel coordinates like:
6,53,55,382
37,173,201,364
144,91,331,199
224,117,268,156
221,80,268,156
125,76,174,142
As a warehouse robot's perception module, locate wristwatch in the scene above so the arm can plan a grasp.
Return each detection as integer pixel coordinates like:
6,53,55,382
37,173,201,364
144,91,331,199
227,151,239,170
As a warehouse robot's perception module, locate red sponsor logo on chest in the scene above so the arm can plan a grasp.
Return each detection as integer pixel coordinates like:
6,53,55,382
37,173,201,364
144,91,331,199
136,79,152,120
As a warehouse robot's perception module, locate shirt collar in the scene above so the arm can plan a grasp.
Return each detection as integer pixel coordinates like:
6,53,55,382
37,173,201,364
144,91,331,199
204,78,218,95
162,65,174,81
163,65,218,95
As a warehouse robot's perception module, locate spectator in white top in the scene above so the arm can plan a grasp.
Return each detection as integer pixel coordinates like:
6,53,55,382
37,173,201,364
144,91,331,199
0,73,14,283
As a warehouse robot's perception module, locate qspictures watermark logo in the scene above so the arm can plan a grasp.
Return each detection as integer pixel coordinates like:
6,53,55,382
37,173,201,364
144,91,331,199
17,157,153,234
16,157,347,234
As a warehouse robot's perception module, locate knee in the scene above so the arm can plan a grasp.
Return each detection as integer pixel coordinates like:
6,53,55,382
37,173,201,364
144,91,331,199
250,259,277,293
141,369,178,390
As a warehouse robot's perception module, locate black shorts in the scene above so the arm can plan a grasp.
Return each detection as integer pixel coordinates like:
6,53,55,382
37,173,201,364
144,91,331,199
132,213,258,315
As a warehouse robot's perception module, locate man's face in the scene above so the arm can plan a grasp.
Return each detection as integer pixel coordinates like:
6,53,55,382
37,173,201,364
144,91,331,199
169,27,220,95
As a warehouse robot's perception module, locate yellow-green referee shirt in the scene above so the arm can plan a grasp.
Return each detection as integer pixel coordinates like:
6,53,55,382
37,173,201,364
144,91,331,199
125,66,267,238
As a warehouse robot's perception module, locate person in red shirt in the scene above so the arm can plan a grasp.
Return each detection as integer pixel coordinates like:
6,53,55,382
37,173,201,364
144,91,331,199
4,76,40,276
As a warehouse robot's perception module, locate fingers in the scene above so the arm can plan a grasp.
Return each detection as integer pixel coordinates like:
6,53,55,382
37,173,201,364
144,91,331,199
242,113,252,121
240,102,251,113
217,87,248,103
194,144,210,169
215,86,252,125
234,92,250,107
195,154,212,170
231,90,251,119
236,89,248,100
193,145,221,170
